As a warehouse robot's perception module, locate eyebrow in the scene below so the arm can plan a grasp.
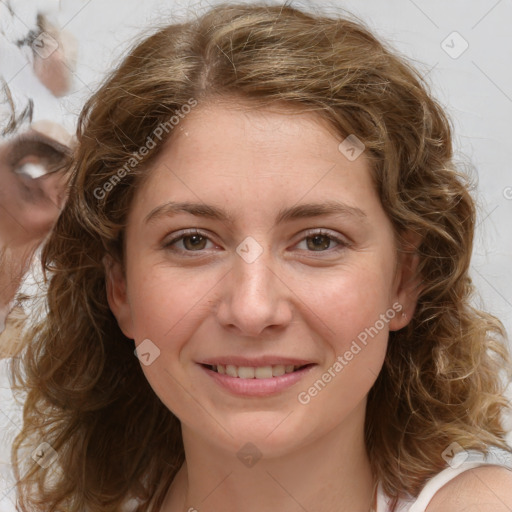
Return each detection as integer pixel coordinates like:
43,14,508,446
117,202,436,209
144,200,367,226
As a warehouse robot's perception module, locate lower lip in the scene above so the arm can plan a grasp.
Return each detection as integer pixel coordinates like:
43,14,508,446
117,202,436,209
199,364,316,397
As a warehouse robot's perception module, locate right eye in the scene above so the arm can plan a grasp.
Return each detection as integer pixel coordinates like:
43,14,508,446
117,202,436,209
163,229,219,255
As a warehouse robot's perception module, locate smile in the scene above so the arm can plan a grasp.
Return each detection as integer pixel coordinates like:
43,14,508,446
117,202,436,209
199,362,316,397
204,364,308,379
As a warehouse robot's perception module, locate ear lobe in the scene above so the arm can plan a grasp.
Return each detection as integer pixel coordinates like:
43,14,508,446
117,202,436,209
103,254,134,339
388,231,423,331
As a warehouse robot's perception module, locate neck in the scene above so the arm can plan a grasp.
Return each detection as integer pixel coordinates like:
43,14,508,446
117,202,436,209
162,402,375,512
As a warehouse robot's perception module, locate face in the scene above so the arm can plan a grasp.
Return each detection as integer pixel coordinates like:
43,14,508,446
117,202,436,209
107,101,419,457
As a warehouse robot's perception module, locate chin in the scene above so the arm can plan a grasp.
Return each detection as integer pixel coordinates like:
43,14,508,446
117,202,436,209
201,412,313,458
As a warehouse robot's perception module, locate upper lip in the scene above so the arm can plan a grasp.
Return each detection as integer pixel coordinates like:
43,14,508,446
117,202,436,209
199,356,314,367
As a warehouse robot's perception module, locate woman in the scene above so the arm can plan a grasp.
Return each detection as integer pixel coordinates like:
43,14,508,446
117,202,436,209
11,3,512,511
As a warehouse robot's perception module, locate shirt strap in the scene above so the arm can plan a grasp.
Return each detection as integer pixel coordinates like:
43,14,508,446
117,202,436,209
375,447,512,512
409,448,512,512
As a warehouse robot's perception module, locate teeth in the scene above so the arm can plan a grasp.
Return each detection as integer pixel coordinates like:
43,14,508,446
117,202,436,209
226,365,237,377
255,366,272,379
271,365,285,377
238,367,255,379
211,364,304,378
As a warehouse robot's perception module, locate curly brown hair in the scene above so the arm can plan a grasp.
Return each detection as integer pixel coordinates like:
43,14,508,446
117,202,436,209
11,3,512,511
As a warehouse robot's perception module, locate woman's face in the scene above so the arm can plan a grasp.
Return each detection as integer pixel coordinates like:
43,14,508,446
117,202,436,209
107,101,418,457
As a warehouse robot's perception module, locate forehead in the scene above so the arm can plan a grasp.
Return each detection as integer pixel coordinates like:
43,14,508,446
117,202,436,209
168,101,343,164
129,100,380,224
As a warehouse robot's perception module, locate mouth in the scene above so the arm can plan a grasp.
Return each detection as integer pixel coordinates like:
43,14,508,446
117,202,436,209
199,360,316,397
201,363,313,379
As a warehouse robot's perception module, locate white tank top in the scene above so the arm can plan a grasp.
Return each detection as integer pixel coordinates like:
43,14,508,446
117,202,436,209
375,446,512,511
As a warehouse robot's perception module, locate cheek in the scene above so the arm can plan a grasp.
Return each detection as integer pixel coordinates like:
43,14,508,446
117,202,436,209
295,269,393,420
306,263,394,342
126,268,210,417
127,265,216,349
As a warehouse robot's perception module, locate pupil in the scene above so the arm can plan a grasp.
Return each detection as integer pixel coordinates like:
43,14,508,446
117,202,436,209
308,235,329,251
185,235,206,250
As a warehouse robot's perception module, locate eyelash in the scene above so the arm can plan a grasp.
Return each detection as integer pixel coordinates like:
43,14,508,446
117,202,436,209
163,228,350,256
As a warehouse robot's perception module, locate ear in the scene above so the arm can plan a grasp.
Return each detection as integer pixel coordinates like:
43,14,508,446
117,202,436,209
103,254,135,339
388,230,423,331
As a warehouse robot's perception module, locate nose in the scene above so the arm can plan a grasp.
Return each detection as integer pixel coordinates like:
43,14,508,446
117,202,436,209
215,242,294,338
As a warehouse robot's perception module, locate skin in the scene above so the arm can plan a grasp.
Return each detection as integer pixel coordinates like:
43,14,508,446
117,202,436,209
425,466,512,511
106,100,511,512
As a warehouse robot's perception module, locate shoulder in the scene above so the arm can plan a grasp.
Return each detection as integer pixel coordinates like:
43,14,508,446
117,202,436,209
425,465,512,512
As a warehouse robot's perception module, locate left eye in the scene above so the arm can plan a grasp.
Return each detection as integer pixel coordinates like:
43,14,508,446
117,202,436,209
295,230,347,252
163,229,349,256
